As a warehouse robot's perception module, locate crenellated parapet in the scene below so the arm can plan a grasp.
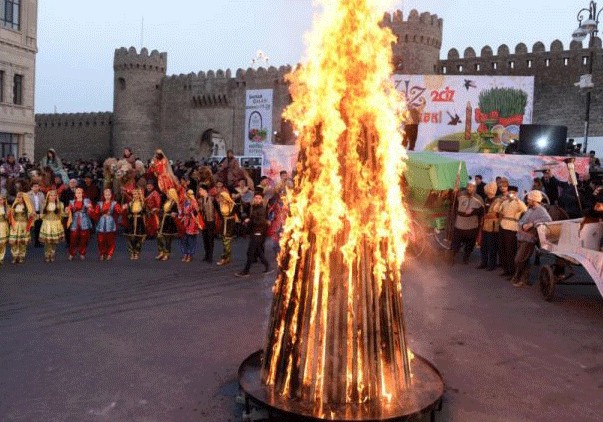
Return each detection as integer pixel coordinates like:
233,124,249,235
383,9,443,49
164,64,292,84
381,9,443,74
35,112,113,128
113,46,167,73
438,38,603,84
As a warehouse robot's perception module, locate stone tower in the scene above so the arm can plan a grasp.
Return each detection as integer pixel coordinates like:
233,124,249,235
112,47,167,160
383,9,443,74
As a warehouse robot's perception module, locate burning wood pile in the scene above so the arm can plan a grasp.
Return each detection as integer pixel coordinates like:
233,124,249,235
261,0,412,412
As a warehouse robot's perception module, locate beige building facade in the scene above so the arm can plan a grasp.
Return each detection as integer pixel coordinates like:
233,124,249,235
0,0,37,160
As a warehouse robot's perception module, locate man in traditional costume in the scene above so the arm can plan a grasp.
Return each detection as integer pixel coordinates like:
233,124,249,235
156,188,180,261
448,181,484,265
123,188,146,260
217,191,237,266
499,185,527,278
477,181,504,271
511,190,552,287
144,181,161,239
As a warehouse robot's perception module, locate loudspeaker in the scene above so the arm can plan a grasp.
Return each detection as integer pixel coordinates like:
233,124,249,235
518,124,568,156
437,139,460,152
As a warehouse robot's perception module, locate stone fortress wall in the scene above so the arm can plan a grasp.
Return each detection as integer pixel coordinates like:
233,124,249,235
35,112,113,162
385,9,443,75
438,38,603,139
34,8,598,161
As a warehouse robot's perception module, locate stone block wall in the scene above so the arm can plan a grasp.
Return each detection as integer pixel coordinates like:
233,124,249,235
35,112,113,162
438,38,603,138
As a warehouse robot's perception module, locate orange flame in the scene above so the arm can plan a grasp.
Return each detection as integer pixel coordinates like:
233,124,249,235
262,0,412,408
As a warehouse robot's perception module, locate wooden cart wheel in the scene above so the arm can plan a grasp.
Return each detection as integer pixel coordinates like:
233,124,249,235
434,228,451,250
406,220,426,259
539,265,556,302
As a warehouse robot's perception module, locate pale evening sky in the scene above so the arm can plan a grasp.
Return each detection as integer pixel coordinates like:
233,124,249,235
36,0,581,114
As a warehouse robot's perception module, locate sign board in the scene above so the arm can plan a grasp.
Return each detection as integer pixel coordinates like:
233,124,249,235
393,75,535,152
244,89,273,156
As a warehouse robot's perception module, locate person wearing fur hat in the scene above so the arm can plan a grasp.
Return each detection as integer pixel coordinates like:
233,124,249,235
92,188,122,261
156,188,180,261
39,190,65,262
8,192,34,264
511,190,552,287
478,181,504,271
216,190,237,266
0,194,9,265
448,181,484,265
498,185,527,278
235,192,271,277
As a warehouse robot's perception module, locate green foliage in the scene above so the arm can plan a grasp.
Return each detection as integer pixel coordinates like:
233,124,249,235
478,88,528,118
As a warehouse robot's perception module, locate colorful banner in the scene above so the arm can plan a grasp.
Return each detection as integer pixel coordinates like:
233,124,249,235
435,152,589,196
244,89,273,156
393,75,535,152
261,144,299,179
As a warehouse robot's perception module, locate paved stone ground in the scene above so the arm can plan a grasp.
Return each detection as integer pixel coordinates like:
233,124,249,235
0,237,602,421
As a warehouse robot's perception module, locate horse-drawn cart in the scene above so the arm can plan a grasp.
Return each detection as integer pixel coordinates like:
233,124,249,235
404,152,468,257
536,219,603,301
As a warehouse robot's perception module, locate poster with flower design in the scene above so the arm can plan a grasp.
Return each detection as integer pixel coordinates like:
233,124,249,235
393,75,535,152
244,89,273,156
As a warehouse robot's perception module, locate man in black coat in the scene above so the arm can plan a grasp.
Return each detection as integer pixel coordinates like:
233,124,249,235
235,192,272,276
541,169,559,205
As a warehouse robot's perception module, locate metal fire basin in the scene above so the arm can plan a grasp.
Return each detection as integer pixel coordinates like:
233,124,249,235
238,350,444,422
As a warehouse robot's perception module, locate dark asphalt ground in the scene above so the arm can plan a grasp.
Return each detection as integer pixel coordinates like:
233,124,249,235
0,236,602,421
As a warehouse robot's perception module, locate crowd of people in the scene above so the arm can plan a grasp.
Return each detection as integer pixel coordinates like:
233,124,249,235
448,154,603,287
4,146,603,283
0,148,292,276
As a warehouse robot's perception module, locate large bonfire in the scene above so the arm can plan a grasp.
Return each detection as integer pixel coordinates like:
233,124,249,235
261,0,412,412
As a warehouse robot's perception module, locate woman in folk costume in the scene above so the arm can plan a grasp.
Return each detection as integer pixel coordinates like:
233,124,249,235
216,190,237,266
156,188,180,261
92,188,122,261
143,180,161,238
149,149,179,195
0,194,9,265
40,148,69,184
178,189,203,263
66,187,94,260
123,188,146,260
39,189,65,262
8,192,34,264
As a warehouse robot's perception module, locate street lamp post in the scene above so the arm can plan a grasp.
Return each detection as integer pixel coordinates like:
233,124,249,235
572,1,603,154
